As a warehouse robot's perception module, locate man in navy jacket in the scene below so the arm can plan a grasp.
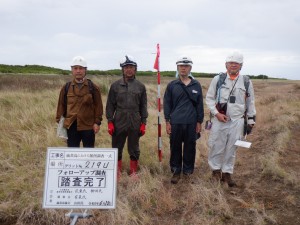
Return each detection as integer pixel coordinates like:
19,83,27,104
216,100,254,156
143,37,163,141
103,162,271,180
163,56,204,184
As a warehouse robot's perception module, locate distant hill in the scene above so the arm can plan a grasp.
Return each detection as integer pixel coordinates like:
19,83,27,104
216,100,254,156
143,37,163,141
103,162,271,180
0,64,269,79
0,64,69,75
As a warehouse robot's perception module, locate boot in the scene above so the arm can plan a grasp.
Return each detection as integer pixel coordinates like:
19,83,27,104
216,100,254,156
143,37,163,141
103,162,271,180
117,160,122,180
130,160,138,176
171,173,181,184
183,173,194,184
212,170,222,181
222,173,236,187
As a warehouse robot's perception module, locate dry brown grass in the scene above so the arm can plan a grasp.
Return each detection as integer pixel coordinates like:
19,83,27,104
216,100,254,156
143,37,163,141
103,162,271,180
0,74,300,225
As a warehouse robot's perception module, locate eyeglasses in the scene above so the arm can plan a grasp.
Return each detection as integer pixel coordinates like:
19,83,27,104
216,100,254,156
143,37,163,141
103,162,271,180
226,62,241,66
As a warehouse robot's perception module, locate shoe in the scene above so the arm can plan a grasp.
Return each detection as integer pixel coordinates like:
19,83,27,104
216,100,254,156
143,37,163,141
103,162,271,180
212,170,222,181
222,173,237,187
183,173,195,184
171,173,181,184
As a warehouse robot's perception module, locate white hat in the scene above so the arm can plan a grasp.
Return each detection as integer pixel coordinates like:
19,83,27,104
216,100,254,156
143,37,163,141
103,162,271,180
176,56,193,66
226,51,243,64
71,56,87,67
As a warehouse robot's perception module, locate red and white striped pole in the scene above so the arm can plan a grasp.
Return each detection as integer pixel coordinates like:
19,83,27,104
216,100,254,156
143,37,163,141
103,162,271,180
153,43,162,162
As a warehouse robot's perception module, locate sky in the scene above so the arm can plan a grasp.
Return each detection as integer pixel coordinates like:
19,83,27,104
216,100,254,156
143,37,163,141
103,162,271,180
0,0,300,80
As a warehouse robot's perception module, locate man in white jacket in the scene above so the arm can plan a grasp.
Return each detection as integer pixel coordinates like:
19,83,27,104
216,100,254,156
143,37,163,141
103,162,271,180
206,51,256,187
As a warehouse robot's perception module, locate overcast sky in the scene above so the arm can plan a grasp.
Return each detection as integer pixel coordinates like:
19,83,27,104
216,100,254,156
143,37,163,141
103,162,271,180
1,0,299,79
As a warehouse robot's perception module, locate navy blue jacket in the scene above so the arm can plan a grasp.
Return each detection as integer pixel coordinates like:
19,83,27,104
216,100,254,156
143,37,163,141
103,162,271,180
163,78,204,124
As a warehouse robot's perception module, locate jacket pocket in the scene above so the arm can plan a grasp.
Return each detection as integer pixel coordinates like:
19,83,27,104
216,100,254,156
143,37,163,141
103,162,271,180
219,86,230,102
128,91,141,108
235,87,246,104
82,94,93,106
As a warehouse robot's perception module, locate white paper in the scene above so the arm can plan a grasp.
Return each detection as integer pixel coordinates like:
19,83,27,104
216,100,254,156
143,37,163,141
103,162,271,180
234,140,252,148
57,116,68,139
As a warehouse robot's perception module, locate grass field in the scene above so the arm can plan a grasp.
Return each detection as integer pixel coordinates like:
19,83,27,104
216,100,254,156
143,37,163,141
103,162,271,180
0,74,299,225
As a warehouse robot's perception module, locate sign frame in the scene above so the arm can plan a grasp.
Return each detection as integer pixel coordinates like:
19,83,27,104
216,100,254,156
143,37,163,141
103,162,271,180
43,147,118,209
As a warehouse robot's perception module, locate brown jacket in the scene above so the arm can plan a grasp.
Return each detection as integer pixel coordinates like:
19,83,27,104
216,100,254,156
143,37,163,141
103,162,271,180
56,79,103,130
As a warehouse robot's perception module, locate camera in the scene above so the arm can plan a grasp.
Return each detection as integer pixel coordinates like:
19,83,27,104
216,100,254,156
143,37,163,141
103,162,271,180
229,95,236,103
216,102,227,115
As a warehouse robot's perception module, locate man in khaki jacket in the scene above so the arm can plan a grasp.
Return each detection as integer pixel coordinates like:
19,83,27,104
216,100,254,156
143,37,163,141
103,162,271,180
106,55,148,177
56,56,103,147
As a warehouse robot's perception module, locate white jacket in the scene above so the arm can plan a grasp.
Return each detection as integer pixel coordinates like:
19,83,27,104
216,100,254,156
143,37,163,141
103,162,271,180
206,73,256,124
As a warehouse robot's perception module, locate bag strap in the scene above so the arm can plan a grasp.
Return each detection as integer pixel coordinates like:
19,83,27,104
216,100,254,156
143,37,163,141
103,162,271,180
217,75,239,104
227,76,239,101
243,75,250,97
63,82,71,117
87,79,95,101
216,73,227,93
179,84,197,107
63,79,95,117
216,73,250,98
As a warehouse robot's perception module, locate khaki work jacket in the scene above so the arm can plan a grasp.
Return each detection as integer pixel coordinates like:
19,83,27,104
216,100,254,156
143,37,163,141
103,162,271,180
106,78,148,131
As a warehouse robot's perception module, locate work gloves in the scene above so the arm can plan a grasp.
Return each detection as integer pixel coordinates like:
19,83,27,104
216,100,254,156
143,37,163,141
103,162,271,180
108,122,146,136
139,123,146,136
108,122,115,136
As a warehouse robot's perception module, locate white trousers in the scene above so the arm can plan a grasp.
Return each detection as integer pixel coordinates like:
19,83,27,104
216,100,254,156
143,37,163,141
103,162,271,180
208,117,244,174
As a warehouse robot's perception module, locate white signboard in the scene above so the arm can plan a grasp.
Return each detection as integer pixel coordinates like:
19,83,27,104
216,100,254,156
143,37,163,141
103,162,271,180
43,147,118,209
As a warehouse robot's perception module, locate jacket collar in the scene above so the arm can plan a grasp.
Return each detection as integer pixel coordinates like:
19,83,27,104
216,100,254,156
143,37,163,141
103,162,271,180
175,77,196,86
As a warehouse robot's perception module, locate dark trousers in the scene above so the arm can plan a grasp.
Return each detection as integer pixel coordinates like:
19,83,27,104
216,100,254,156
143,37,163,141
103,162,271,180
112,128,140,161
67,121,95,147
170,124,197,174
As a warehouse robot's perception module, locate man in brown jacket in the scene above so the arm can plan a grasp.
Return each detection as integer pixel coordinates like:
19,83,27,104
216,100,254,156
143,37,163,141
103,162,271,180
56,56,103,147
106,55,148,177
